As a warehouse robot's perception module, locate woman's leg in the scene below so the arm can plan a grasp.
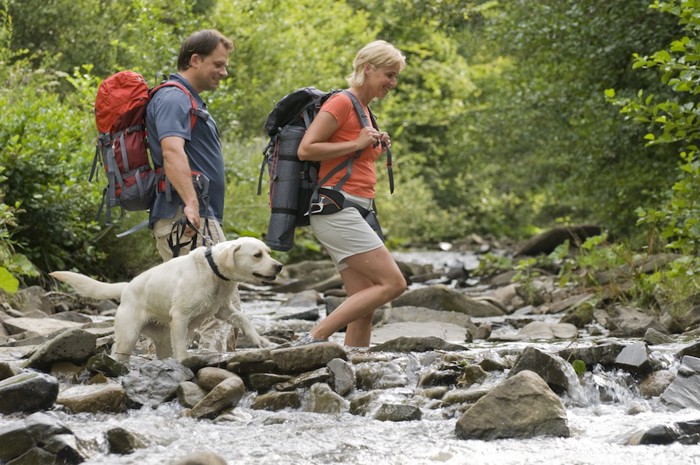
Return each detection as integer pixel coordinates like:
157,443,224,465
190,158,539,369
310,245,406,346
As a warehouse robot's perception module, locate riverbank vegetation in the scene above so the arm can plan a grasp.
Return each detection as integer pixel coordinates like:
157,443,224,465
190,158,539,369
1,0,699,323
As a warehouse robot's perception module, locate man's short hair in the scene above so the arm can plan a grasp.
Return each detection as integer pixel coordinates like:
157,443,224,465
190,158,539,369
177,29,234,71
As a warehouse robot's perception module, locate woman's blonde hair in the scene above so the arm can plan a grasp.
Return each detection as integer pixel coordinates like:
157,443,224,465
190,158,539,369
347,40,406,87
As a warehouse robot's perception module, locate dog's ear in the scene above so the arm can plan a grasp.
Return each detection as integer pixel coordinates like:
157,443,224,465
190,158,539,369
218,242,241,273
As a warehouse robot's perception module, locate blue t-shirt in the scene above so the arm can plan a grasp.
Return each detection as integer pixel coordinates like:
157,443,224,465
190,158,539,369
146,73,226,225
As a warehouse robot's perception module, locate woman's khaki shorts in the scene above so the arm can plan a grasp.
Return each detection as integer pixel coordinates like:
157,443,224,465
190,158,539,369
152,208,226,261
310,191,383,271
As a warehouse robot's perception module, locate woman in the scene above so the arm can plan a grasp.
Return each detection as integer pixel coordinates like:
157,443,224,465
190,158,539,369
295,40,408,347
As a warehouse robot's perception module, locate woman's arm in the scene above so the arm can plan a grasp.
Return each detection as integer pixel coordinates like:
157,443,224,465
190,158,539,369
298,111,379,161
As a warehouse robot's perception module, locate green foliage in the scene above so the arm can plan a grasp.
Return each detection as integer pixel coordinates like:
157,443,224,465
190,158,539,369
473,252,513,279
7,0,200,78
471,0,681,238
636,255,700,325
0,63,108,276
571,359,587,375
609,0,700,255
208,0,375,139
4,0,700,285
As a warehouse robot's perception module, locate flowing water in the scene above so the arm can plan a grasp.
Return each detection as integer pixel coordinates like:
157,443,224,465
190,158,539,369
3,249,700,465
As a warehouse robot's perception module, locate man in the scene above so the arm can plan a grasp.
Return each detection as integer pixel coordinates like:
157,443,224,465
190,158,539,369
147,29,234,260
146,29,246,351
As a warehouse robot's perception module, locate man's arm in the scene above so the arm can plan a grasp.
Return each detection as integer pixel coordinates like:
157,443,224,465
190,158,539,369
161,136,200,234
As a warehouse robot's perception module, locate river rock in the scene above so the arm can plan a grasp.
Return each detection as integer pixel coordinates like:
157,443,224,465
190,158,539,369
275,367,332,391
122,359,194,407
639,370,675,398
250,390,301,411
508,347,580,396
246,372,292,393
304,382,349,414
609,305,665,337
392,285,504,317
660,355,700,410
106,426,147,454
373,403,422,422
56,382,127,413
507,321,578,341
85,352,129,378
418,367,461,388
455,370,570,440
369,336,467,353
355,359,412,390
677,341,700,359
23,327,97,371
177,381,207,408
327,357,355,396
2,316,83,337
270,342,347,374
188,375,246,419
632,419,700,445
372,321,470,344
0,412,84,464
558,342,626,368
614,342,653,375
0,371,59,414
196,366,237,391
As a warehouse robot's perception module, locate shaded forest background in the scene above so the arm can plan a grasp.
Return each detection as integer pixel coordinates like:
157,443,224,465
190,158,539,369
1,0,699,300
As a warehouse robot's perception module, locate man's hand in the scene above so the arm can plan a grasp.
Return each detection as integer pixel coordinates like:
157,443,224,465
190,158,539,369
183,202,201,237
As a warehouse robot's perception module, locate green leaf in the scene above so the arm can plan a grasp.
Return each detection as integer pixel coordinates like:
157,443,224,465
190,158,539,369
572,359,586,375
0,267,19,294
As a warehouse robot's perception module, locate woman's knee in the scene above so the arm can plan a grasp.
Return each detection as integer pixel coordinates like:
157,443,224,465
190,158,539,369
384,270,407,300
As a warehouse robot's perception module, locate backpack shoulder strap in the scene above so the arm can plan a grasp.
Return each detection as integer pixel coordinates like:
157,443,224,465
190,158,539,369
315,91,367,192
340,90,394,193
150,81,201,129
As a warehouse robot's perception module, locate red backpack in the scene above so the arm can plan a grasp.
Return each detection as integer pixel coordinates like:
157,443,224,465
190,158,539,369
92,70,198,226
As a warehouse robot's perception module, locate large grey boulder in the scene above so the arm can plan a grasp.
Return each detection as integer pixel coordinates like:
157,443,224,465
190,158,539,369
508,347,581,397
661,356,700,410
121,359,194,407
0,371,58,414
23,328,97,371
455,370,570,440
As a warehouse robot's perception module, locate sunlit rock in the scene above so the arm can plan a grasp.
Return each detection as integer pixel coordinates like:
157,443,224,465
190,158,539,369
455,370,570,440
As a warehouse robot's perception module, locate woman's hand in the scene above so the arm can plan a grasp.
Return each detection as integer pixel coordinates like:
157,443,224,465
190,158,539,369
379,131,391,151
358,126,382,149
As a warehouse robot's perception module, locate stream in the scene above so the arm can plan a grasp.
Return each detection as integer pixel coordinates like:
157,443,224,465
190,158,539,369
2,248,700,465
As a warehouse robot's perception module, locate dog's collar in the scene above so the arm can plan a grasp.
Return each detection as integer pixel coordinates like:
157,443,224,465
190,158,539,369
204,246,230,281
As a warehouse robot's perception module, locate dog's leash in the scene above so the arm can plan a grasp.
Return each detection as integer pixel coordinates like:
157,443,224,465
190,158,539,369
167,217,215,258
168,218,230,281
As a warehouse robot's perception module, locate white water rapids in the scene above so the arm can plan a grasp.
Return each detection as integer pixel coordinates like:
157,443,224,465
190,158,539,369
2,249,700,464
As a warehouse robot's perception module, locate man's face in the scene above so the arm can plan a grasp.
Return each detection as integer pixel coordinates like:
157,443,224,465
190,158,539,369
190,42,229,92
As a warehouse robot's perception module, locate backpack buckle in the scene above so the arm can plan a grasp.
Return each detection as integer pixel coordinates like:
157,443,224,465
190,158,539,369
308,201,325,215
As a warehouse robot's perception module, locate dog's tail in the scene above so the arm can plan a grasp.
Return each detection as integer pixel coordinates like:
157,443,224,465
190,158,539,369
50,271,127,301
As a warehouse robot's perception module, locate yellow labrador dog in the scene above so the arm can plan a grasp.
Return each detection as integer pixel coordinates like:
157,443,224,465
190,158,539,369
50,237,282,362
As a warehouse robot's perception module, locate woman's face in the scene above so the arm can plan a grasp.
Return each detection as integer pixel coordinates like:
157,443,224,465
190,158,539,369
366,63,401,99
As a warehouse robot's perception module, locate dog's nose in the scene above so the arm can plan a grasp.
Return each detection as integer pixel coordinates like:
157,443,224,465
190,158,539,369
275,263,283,274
